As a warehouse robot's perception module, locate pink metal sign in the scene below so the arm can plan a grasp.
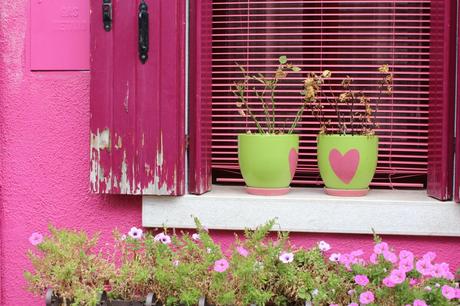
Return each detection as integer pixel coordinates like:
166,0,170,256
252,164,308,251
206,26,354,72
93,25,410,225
30,0,89,70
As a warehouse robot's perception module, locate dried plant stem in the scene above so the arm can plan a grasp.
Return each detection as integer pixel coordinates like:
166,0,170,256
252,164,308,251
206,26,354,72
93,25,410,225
254,87,273,133
233,92,264,133
349,90,359,135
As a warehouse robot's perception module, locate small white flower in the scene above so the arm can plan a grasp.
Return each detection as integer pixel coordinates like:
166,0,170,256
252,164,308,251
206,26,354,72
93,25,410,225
206,247,212,254
128,227,143,240
329,253,341,262
312,288,319,296
435,283,441,288
154,233,171,244
192,233,200,241
424,286,432,291
121,234,127,241
173,260,180,267
318,241,331,252
279,252,294,263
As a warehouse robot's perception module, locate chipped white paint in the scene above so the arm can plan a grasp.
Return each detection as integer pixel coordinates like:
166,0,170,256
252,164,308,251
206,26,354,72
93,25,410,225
90,129,111,150
124,81,129,113
115,136,122,149
90,129,111,192
156,132,164,167
105,169,113,193
120,150,130,194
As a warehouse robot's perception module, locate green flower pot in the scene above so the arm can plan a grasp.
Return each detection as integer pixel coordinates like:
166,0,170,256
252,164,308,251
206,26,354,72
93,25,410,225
238,134,299,195
317,134,378,196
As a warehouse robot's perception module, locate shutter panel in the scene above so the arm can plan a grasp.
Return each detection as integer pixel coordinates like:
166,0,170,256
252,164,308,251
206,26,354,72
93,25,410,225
455,0,460,203
188,0,213,194
90,0,186,195
427,0,456,200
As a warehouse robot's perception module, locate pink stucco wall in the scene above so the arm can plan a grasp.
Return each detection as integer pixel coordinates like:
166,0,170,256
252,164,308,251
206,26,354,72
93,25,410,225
0,1,459,305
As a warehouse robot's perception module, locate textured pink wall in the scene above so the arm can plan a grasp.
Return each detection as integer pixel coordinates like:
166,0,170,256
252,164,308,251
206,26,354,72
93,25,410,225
0,1,459,305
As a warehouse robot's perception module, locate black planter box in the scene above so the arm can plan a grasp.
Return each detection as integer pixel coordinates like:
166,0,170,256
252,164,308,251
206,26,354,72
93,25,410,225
45,289,207,306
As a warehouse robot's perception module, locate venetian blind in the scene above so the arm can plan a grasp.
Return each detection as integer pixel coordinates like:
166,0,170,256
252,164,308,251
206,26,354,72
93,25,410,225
211,0,430,188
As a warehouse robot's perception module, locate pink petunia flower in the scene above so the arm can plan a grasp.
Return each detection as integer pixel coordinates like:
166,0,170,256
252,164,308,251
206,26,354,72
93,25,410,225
29,232,44,246
441,285,456,300
416,259,433,276
455,288,460,299
192,233,200,241
399,250,414,262
128,227,143,240
339,253,353,270
154,232,171,244
409,278,418,287
329,253,341,262
359,291,375,305
413,299,427,306
389,269,406,284
422,251,436,262
347,289,355,296
383,250,398,264
348,303,358,306
213,258,229,272
382,277,396,288
318,241,331,252
374,242,389,254
279,252,294,263
430,264,444,278
329,304,339,306
399,259,414,272
369,252,378,264
354,274,369,286
236,246,249,257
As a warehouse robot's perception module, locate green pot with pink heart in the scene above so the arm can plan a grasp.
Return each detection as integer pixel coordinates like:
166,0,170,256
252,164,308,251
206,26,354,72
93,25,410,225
317,134,378,196
238,134,299,196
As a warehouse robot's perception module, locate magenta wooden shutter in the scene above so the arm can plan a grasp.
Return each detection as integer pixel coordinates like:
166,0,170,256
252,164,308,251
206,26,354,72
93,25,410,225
211,0,436,189
90,0,186,195
427,0,456,200
188,0,213,195
455,0,460,203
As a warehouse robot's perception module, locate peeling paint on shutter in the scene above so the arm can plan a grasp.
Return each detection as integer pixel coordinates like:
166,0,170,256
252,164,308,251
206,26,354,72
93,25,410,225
90,0,186,195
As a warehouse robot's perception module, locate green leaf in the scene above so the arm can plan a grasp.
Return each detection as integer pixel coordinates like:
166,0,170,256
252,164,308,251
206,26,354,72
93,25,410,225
292,66,301,72
279,56,288,64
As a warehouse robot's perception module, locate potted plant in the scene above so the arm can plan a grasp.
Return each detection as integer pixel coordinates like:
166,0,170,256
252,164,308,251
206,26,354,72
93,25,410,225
302,65,393,196
232,56,310,196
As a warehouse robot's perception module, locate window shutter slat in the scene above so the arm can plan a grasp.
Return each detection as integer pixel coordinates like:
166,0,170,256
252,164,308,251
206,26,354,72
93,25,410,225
427,0,456,200
90,0,186,195
188,0,213,194
455,0,460,203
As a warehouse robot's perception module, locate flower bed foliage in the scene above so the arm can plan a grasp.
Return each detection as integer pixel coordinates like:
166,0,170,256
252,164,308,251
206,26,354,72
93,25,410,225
25,219,459,306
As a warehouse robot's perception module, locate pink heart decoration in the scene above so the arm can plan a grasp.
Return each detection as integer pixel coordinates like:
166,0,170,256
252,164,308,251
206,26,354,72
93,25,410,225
328,149,360,184
289,148,298,179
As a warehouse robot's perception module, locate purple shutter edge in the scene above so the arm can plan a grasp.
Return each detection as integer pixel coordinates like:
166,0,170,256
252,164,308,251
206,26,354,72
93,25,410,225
427,0,457,200
188,0,213,194
90,0,186,195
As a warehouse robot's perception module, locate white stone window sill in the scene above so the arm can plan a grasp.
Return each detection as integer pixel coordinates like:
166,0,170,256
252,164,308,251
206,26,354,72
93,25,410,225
142,185,460,237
